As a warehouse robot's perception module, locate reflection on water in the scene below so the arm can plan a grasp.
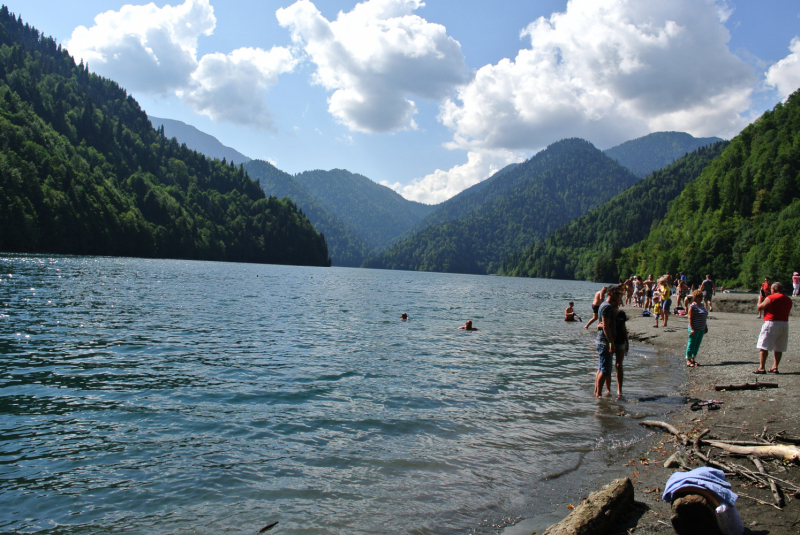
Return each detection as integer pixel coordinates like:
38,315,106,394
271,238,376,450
0,255,683,534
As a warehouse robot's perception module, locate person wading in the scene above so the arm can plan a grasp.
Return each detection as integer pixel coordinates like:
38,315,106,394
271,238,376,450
594,285,621,398
584,287,607,330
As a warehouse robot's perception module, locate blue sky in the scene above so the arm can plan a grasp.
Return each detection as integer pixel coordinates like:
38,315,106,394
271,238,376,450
11,0,800,204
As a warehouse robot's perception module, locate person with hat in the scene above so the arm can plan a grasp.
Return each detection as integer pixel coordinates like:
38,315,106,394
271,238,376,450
793,271,800,296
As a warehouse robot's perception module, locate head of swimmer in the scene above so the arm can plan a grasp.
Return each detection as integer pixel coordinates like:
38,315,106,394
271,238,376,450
401,313,408,321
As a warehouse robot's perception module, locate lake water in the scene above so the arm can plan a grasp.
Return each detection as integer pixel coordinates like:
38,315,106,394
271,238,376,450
0,255,684,534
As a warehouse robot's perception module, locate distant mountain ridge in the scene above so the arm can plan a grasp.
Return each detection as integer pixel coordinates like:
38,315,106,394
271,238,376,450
363,139,641,274
243,161,372,267
149,116,251,164
293,169,436,251
604,131,723,178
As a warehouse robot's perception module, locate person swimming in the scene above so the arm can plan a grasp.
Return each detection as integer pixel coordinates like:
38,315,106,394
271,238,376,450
564,302,582,322
458,320,478,331
401,313,408,321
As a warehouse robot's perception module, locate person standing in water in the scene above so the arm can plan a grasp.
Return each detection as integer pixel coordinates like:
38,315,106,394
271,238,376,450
594,285,621,398
458,320,478,331
584,287,607,329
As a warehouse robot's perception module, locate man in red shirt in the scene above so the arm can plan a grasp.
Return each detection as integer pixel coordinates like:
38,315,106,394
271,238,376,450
754,282,793,374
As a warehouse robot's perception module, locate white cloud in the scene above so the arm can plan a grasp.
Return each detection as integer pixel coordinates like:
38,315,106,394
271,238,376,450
766,37,800,100
66,0,295,128
419,0,756,203
276,0,472,133
179,47,297,128
382,149,522,204
65,0,215,94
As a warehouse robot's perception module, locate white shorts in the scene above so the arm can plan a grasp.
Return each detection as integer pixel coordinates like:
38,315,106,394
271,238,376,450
757,320,789,352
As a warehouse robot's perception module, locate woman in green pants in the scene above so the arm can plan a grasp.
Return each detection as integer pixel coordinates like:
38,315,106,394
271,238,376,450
686,290,709,367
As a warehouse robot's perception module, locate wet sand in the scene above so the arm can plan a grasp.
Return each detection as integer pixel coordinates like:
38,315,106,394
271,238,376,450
608,303,800,534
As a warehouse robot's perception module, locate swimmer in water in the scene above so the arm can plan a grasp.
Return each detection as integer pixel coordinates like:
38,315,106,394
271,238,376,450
564,302,582,322
401,313,408,321
458,320,478,331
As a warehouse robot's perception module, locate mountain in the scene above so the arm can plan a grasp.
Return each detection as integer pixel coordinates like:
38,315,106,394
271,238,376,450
293,169,436,250
391,163,521,244
604,132,724,178
363,139,640,275
501,140,729,281
615,90,800,289
149,116,251,164
0,8,329,267
243,160,372,267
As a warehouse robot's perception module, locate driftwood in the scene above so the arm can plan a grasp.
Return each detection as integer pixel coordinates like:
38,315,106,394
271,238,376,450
256,521,279,534
543,478,634,535
640,421,689,446
751,456,785,508
736,491,784,510
706,441,800,463
713,382,778,391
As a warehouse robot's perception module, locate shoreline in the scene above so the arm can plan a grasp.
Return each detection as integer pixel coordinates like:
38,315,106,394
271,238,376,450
568,302,799,534
503,296,800,535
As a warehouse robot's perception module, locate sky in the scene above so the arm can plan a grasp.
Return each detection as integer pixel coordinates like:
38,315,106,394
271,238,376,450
10,0,800,204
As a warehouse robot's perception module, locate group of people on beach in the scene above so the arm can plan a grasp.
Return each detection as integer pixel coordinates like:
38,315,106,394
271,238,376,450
567,271,717,398
568,270,795,398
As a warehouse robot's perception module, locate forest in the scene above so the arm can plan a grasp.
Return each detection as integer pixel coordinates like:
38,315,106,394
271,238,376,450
243,160,371,267
501,141,729,281
363,139,640,274
603,131,723,178
615,90,800,288
0,8,330,267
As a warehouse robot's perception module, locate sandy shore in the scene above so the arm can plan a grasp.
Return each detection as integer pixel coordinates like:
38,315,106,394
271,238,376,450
603,304,800,534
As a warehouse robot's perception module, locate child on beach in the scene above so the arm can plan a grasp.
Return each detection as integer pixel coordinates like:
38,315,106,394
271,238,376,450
653,294,662,327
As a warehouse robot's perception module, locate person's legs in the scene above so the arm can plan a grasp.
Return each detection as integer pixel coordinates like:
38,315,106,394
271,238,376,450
757,349,769,372
771,352,783,372
584,308,599,329
596,343,611,397
615,349,624,398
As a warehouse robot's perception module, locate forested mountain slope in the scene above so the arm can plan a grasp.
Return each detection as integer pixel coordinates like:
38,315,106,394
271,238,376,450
604,131,723,178
616,90,800,288
293,169,436,250
501,141,729,281
0,8,329,266
363,139,640,275
150,116,251,164
243,160,372,267
391,163,520,244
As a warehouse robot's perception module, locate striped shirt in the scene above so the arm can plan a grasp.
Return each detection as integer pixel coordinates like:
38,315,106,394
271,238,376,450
689,303,708,331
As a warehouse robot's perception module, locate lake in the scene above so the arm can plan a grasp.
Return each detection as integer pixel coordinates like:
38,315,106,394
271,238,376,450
0,255,683,534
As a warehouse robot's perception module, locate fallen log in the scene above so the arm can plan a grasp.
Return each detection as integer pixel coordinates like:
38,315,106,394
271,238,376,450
706,442,800,463
543,478,634,535
751,457,785,508
713,382,778,391
640,421,689,446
